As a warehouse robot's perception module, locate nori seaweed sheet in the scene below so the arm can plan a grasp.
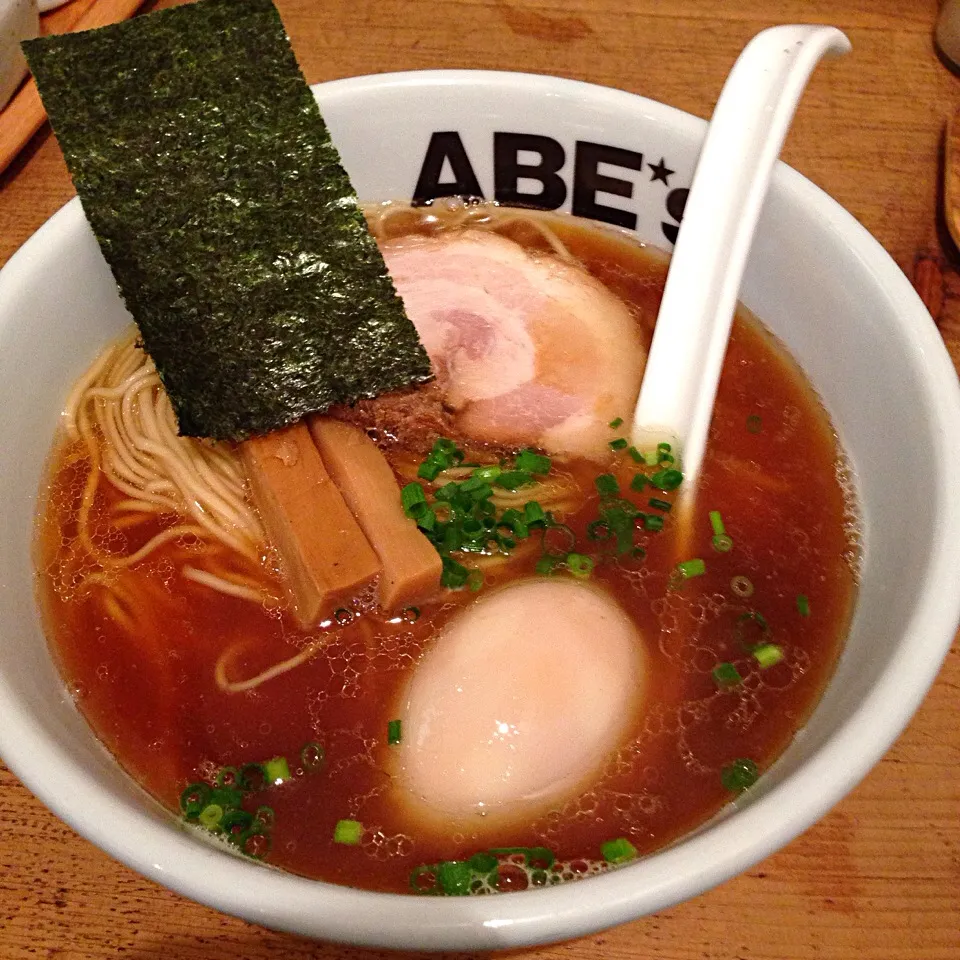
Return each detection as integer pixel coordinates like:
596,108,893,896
23,0,432,440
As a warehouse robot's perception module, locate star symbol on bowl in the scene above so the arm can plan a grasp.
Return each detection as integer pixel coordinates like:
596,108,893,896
649,157,674,185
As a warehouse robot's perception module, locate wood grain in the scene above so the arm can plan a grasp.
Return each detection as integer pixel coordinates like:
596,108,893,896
1,1,958,957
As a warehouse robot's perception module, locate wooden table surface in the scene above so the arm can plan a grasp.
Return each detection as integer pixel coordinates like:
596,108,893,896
1,1,958,957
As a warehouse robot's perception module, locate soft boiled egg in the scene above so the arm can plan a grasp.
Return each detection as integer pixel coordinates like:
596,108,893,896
391,578,647,834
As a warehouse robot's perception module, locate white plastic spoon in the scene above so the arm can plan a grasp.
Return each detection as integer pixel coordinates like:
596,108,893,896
631,25,851,496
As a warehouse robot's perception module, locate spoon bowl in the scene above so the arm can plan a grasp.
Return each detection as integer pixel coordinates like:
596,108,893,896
631,25,851,490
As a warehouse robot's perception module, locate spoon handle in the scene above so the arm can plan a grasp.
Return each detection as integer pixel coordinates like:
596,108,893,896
630,24,850,487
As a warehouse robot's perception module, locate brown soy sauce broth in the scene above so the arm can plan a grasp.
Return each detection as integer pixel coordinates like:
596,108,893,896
35,203,858,894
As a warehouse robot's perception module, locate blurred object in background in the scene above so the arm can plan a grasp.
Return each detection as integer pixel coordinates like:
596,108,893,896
0,0,38,111
0,0,147,177
936,0,960,70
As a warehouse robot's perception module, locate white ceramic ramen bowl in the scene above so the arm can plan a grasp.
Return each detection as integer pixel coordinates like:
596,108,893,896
1,70,959,950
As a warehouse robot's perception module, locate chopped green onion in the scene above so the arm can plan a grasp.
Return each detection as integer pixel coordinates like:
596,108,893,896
437,860,473,896
609,437,628,451
468,852,499,873
657,442,675,464
417,459,444,481
521,846,555,868
644,514,664,532
676,558,706,579
495,470,535,490
413,506,436,531
630,473,647,492
752,643,784,669
401,482,428,515
709,510,726,536
243,832,272,860
523,501,547,526
738,610,767,630
536,554,559,576
565,553,594,579
650,468,683,491
403,605,421,622
239,762,267,792
179,782,212,819
593,503,635,554
461,517,484,538
600,837,638,864
198,803,224,831
609,417,624,429
594,473,619,497
627,445,644,463
221,808,254,844
712,662,743,688
417,438,464,481
409,864,440,894
467,569,484,592
404,446,556,576
263,756,291,785
643,449,659,466
608,497,639,518
587,519,611,542
720,758,760,792
730,575,754,598
712,534,734,553
433,481,461,503
486,846,555,869
252,805,275,831
410,845,561,895
648,497,671,512
459,475,493,499
454,537,485,556
441,556,470,589
497,508,529,539
333,819,364,845
514,449,551,475
387,719,402,745
472,464,502,483
439,525,461,553
746,414,762,434
735,610,770,647
209,785,243,810
541,519,577,555
215,766,242,789
797,594,810,617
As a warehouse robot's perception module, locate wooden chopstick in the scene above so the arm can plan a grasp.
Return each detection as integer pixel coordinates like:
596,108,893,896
944,108,960,254
0,0,149,177
43,0,100,34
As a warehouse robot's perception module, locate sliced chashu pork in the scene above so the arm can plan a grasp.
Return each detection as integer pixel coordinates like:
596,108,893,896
381,231,647,459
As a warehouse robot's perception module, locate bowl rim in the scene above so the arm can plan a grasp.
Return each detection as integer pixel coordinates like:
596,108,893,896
1,68,960,950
